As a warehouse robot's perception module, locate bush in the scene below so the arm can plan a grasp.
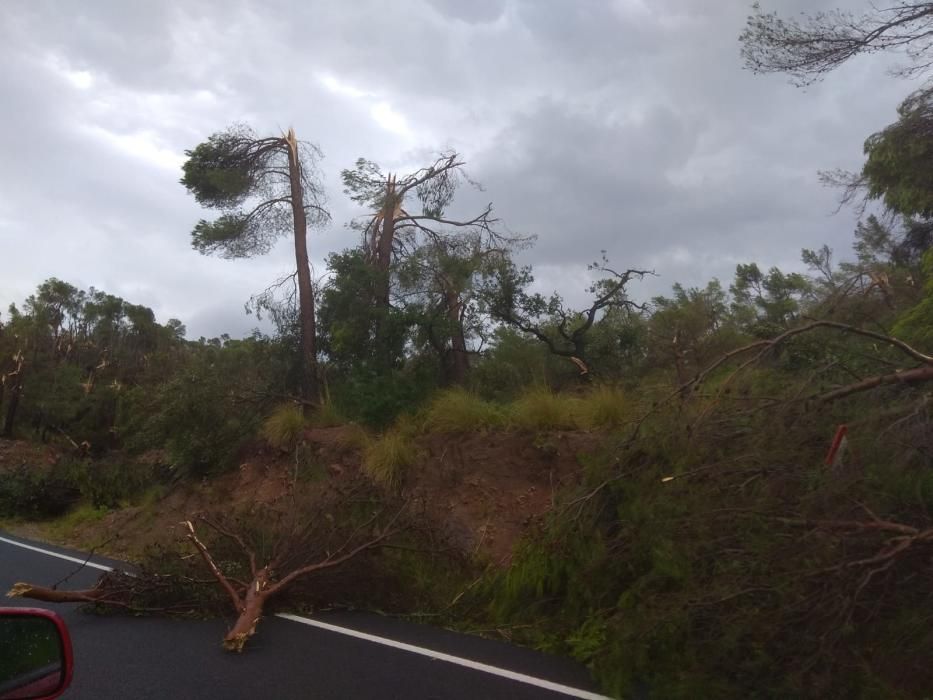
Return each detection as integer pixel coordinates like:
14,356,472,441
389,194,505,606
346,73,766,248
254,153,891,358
0,464,80,519
119,340,276,475
363,429,418,489
422,389,505,433
332,367,436,429
261,404,307,451
509,388,577,431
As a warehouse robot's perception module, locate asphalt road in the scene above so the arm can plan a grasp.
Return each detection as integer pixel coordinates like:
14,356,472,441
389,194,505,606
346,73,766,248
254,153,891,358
0,532,608,699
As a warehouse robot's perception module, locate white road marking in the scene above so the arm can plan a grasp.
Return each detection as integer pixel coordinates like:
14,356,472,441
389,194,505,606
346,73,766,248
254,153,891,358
0,536,114,572
276,613,612,700
0,534,611,699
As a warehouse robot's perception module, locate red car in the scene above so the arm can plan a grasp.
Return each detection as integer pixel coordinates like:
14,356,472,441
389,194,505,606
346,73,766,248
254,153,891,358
0,608,73,700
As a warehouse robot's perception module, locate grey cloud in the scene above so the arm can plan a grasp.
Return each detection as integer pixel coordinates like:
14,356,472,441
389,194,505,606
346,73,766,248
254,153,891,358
0,0,919,337
429,0,507,24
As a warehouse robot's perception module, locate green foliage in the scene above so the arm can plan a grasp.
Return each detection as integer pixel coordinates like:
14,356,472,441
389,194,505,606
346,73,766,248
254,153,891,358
180,128,254,207
892,248,933,349
0,453,156,519
191,213,268,258
461,386,933,698
319,248,410,371
470,328,560,399
730,262,811,333
120,336,288,475
0,464,79,519
62,457,157,509
863,87,933,218
422,389,505,432
261,404,307,451
330,365,436,429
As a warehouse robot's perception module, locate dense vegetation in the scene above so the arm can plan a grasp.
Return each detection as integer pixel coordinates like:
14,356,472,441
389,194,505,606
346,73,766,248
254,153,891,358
4,19,933,696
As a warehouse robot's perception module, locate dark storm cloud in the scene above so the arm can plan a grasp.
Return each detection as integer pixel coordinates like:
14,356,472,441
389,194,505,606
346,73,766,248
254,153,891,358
0,0,916,335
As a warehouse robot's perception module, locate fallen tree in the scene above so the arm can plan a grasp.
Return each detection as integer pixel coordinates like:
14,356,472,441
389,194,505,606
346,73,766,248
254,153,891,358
8,481,408,651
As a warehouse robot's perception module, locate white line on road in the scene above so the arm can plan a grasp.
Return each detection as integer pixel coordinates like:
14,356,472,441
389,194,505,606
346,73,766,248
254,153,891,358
276,613,612,700
0,534,611,700
0,536,114,572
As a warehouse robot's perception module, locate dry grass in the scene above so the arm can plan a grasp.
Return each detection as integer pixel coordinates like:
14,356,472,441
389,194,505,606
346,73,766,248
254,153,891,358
261,404,306,451
574,385,629,430
362,429,418,489
509,388,578,431
423,389,505,433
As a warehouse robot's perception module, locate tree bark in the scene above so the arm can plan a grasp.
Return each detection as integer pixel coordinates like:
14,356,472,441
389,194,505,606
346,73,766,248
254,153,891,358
222,568,271,652
7,582,109,604
817,364,933,403
284,128,319,404
375,176,397,308
444,288,469,386
2,375,21,438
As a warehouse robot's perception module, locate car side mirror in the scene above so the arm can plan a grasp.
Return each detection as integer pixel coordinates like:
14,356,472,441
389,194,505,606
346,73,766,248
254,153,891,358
0,609,73,700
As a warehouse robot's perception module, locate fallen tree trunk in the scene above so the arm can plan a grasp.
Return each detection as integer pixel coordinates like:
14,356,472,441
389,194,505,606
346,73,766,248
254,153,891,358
8,481,408,652
183,508,405,651
7,582,110,605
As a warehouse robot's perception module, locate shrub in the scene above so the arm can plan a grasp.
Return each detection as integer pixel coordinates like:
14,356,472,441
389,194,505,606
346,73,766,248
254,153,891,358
61,456,159,509
509,388,577,431
261,404,307,451
362,429,418,489
422,389,505,433
0,464,80,519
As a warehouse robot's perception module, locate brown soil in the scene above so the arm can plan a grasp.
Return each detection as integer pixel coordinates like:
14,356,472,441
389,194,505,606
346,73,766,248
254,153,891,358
8,426,604,567
407,430,601,564
0,438,59,472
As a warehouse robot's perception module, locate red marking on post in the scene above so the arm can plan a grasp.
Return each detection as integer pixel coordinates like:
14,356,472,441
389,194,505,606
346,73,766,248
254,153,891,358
825,424,848,466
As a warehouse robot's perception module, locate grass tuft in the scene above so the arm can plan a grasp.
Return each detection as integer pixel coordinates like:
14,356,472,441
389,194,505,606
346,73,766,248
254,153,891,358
423,389,505,433
509,387,578,431
261,404,307,452
363,429,418,489
574,385,630,430
308,399,347,429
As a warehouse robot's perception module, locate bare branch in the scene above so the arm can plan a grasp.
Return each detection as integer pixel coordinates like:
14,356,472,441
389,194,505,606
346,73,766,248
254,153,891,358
184,520,244,612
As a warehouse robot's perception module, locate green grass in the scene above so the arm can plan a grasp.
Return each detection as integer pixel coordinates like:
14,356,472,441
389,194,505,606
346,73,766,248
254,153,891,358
573,385,630,430
423,389,506,433
509,388,578,431
45,503,109,539
261,403,307,451
363,429,418,489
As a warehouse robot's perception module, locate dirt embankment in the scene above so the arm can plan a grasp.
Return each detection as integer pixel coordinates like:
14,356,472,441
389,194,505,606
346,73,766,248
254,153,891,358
6,426,604,565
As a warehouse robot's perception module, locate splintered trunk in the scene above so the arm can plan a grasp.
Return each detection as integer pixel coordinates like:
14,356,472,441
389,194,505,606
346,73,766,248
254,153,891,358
374,176,397,309
222,568,272,653
370,176,399,370
285,128,319,404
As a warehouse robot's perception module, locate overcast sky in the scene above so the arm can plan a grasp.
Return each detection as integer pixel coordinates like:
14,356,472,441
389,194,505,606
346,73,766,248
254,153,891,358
0,0,919,338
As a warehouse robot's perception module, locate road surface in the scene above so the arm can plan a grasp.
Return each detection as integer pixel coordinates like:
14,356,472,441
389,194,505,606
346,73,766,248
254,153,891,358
0,532,608,699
